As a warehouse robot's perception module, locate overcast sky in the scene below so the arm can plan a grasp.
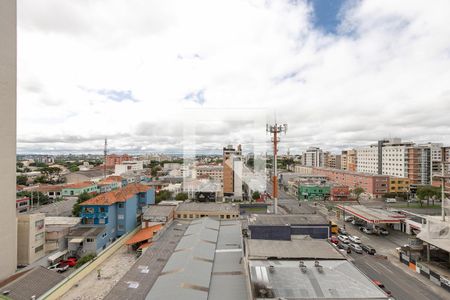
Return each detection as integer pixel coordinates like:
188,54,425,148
17,0,450,154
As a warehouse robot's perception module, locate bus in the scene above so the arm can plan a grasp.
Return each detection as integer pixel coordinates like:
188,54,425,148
331,221,339,235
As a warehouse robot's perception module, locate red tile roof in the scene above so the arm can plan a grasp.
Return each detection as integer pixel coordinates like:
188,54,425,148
125,224,162,245
64,181,95,189
103,176,123,183
80,183,152,206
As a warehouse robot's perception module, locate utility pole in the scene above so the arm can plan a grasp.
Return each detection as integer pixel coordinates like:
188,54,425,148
103,138,108,179
266,122,287,214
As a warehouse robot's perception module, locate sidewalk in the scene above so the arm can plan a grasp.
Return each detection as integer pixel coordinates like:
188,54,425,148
60,245,136,300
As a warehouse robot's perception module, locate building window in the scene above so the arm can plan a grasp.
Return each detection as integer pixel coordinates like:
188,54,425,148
189,214,193,218
177,214,181,218
183,214,187,218
35,245,44,253
99,218,106,224
102,232,107,238
86,238,94,243
118,224,125,231
35,220,44,230
118,203,124,208
35,232,44,242
84,207,94,213
100,207,106,213
118,214,124,220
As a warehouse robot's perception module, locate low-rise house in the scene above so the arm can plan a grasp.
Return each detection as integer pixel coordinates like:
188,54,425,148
142,205,175,226
26,184,63,200
298,184,330,201
17,213,46,265
62,181,98,197
97,180,120,193
67,226,108,256
45,216,80,253
79,184,155,244
330,185,350,201
175,202,239,220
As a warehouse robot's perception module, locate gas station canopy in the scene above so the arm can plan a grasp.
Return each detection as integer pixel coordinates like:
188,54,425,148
336,205,406,224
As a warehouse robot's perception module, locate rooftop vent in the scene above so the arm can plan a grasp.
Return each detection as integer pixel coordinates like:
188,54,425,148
269,265,275,273
299,261,307,273
314,260,324,273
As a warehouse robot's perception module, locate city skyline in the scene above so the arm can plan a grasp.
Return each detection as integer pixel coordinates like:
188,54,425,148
18,0,450,154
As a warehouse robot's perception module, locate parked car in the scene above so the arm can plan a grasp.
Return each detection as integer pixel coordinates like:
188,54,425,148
55,263,69,273
344,216,354,222
338,235,350,244
385,198,397,203
349,235,361,244
351,219,365,226
378,227,389,235
338,227,348,235
362,227,373,235
350,243,363,254
361,244,376,255
59,257,77,267
330,236,339,245
372,280,392,296
337,242,351,253
47,263,60,270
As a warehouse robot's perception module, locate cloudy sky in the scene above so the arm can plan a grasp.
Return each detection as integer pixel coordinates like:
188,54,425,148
17,0,450,154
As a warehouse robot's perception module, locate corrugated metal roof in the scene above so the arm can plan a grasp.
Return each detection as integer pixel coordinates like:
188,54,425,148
248,214,328,226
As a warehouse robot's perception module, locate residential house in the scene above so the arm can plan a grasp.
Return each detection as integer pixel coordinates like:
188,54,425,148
62,182,98,197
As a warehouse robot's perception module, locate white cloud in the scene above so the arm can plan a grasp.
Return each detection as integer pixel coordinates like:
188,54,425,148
17,0,450,154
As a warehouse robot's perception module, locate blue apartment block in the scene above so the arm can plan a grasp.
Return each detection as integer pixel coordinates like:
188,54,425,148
79,184,155,251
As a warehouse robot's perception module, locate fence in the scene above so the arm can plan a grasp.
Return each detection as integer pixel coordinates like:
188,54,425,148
399,252,450,292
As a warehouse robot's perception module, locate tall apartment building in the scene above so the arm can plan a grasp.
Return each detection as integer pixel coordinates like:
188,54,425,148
302,147,324,167
17,213,46,265
223,145,243,199
323,152,337,169
0,0,17,280
340,150,357,171
407,146,431,186
419,143,445,179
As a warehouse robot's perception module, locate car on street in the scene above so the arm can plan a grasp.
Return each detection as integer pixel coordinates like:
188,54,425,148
337,242,351,253
361,244,376,255
350,243,363,254
344,216,354,222
372,280,392,296
385,198,397,203
330,236,339,245
338,235,349,244
338,227,348,235
378,227,389,235
59,257,78,267
351,219,365,226
55,263,69,273
362,227,373,235
348,235,361,244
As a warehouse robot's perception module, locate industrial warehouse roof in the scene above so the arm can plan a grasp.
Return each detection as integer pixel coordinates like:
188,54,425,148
143,205,175,219
0,266,65,300
249,260,388,299
246,239,344,260
145,218,248,300
248,214,328,226
80,183,152,206
336,205,406,224
175,202,239,213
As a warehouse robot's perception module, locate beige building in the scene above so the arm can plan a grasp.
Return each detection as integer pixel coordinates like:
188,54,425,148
175,202,240,220
17,213,46,265
223,145,243,199
0,0,17,280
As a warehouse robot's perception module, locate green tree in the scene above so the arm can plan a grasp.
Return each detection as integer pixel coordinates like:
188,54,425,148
175,192,188,201
155,190,172,203
416,185,441,206
16,175,28,186
72,191,94,217
69,165,80,172
252,191,261,201
352,187,365,199
16,162,24,168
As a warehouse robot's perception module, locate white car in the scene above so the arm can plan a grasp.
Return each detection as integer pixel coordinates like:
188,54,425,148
338,235,349,244
385,198,397,203
349,235,361,244
344,216,354,222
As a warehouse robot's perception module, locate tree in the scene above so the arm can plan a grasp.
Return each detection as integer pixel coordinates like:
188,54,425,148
416,185,441,206
252,191,260,201
69,165,80,172
352,187,365,199
175,192,188,201
72,191,94,217
16,175,28,186
155,190,172,203
16,162,24,168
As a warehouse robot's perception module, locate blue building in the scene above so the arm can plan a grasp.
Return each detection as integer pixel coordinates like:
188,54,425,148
76,184,155,253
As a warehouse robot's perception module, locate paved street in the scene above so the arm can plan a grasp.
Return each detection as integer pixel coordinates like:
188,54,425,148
104,221,189,300
349,252,445,300
30,197,78,216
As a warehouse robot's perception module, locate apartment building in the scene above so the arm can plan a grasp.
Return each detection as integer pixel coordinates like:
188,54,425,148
323,152,337,169
223,144,243,199
312,167,389,198
389,177,410,193
0,0,17,279
114,160,144,176
302,147,324,167
195,165,223,181
407,146,431,186
17,213,46,265
341,149,357,171
106,153,131,167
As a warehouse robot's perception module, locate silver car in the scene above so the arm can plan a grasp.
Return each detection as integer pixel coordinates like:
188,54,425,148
350,243,363,254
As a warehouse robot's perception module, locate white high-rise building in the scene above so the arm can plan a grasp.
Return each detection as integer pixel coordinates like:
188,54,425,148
356,146,379,174
0,0,17,280
302,147,324,167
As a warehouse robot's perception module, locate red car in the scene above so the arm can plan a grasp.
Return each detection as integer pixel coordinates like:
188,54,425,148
330,236,339,245
59,257,78,267
372,280,392,296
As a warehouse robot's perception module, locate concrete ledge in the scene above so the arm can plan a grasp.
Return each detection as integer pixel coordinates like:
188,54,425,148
39,227,139,300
